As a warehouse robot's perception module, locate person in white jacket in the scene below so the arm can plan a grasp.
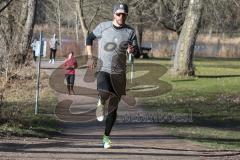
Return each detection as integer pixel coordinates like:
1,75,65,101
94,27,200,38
49,34,58,64
31,38,37,61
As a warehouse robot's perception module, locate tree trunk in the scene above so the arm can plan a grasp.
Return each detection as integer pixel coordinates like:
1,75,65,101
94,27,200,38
134,5,144,58
135,25,143,57
18,0,37,65
76,0,88,40
75,11,79,43
57,0,62,53
172,0,203,76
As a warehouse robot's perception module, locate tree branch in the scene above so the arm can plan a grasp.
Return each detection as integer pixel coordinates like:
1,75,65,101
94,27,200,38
87,0,102,30
0,0,14,13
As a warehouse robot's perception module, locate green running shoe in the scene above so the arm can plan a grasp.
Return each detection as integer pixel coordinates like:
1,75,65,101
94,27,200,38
103,135,111,149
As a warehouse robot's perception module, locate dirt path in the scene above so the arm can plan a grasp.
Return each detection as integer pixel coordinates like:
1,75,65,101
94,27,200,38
0,60,240,160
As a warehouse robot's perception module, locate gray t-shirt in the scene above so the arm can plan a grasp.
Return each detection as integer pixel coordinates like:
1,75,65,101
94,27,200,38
93,21,137,74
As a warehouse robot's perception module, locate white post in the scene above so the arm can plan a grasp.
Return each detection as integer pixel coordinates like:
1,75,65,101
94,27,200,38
131,63,134,83
128,54,134,83
35,32,43,115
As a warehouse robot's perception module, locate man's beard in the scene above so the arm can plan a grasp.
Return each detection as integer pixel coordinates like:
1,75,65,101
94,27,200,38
116,19,125,26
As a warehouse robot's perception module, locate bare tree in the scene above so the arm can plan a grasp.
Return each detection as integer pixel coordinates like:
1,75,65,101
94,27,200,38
76,0,103,40
18,0,37,64
0,0,36,103
76,0,89,40
0,0,37,76
74,4,80,43
171,0,203,76
57,0,62,51
161,0,189,35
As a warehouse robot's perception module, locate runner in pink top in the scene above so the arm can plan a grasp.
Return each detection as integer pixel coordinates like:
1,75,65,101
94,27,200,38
64,51,78,95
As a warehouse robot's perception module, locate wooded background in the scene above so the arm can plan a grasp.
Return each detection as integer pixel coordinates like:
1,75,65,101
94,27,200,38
0,0,240,80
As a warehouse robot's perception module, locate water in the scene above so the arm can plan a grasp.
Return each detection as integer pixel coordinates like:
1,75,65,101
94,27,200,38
143,40,240,58
42,37,240,58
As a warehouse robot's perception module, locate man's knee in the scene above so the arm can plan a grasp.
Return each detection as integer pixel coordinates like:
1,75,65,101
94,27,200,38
109,94,120,105
107,95,120,112
99,90,111,101
107,108,117,118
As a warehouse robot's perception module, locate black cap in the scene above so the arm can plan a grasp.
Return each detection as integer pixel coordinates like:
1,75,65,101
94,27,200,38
113,3,128,14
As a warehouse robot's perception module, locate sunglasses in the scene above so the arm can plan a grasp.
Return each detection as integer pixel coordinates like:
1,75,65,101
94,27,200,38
115,13,127,17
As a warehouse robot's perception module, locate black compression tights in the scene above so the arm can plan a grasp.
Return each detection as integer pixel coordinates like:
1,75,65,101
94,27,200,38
105,107,118,136
99,91,120,136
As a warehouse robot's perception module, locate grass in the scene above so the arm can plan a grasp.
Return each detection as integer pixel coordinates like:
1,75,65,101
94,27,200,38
133,58,240,150
1,57,240,150
0,66,60,138
164,126,240,150
0,115,60,138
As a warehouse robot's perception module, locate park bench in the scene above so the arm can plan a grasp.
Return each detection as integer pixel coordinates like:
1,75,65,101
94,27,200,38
140,46,152,58
134,46,152,58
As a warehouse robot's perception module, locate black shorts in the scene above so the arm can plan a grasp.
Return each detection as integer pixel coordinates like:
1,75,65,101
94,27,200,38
97,71,126,96
65,74,75,85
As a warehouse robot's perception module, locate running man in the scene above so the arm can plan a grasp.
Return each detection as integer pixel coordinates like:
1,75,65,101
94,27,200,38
86,3,138,149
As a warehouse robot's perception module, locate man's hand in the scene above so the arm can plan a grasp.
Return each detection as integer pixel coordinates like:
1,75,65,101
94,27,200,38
127,44,135,54
87,56,97,69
